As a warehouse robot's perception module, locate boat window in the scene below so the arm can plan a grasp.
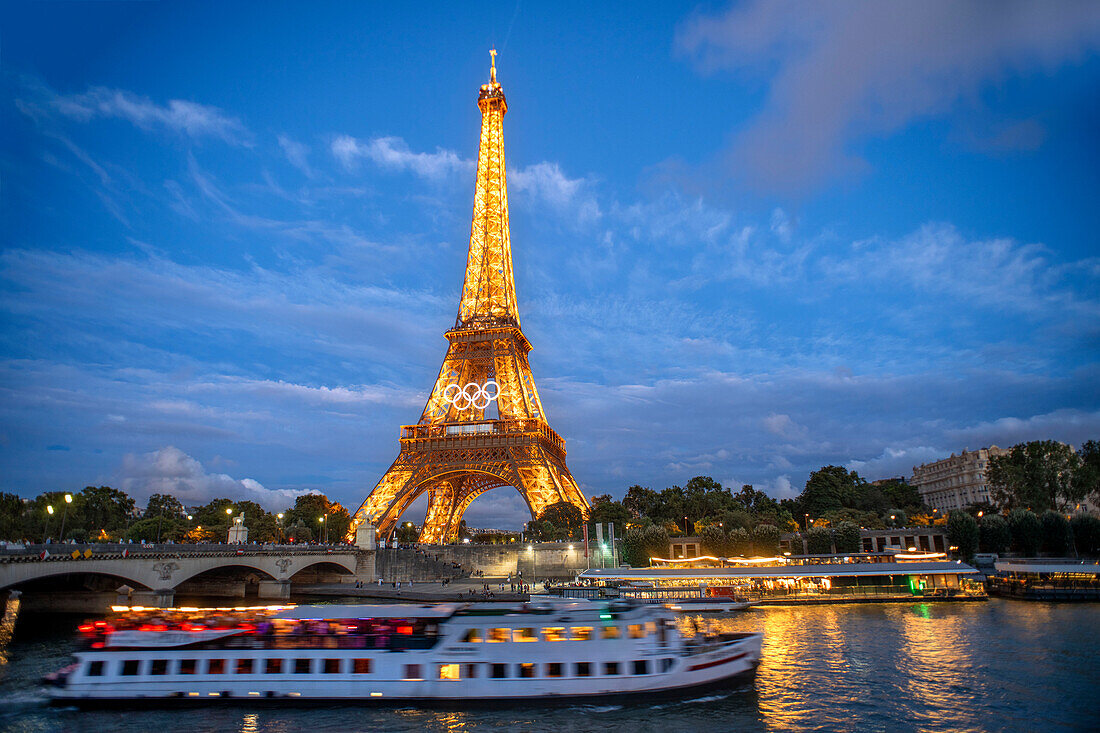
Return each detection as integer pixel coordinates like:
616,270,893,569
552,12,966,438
628,624,645,639
86,660,104,677
541,627,566,642
570,627,593,641
438,663,460,680
633,660,648,675
464,663,479,678
294,659,312,674
513,627,537,642
121,660,140,676
462,628,482,643
604,662,620,675
179,659,197,675
265,659,283,674
490,663,508,679
236,659,254,675
323,659,341,674
207,659,226,675
546,662,562,678
150,659,168,676
660,658,674,672
518,663,536,678
645,622,657,635
403,664,422,680
487,628,510,643
575,662,591,677
601,626,621,640
353,659,372,674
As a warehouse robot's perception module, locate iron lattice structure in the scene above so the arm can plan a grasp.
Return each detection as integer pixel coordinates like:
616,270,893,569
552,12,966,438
348,52,589,544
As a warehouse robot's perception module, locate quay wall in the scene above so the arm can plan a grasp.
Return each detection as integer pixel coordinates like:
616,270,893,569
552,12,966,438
374,543,593,582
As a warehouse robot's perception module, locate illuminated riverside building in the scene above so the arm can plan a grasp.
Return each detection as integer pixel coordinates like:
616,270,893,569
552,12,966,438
910,446,1007,512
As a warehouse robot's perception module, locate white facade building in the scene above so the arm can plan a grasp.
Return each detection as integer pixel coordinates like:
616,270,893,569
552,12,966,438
911,446,1008,512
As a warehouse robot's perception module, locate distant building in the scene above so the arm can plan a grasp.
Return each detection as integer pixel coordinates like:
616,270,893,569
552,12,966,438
910,446,1008,512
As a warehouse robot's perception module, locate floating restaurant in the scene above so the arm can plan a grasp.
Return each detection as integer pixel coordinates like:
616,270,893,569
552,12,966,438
562,556,986,605
986,560,1100,601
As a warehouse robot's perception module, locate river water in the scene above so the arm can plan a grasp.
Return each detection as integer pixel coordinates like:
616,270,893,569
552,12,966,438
0,600,1097,732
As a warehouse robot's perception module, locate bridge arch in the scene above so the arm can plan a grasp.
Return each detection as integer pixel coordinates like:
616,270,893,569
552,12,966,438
1,568,152,593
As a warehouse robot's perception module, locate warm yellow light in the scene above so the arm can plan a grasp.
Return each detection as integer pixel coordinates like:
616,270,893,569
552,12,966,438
226,508,233,515
47,505,54,514
65,494,73,503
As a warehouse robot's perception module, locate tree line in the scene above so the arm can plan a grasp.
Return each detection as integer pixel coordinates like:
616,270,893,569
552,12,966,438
0,487,354,545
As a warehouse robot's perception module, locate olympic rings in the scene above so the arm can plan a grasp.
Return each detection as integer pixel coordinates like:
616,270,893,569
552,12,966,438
443,380,500,411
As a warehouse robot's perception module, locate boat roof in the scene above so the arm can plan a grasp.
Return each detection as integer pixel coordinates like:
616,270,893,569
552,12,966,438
578,561,978,581
273,604,463,620
993,561,1100,575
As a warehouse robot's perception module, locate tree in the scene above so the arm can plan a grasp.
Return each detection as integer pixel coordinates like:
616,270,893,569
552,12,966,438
800,466,866,518
1070,515,1100,556
283,493,349,542
886,509,907,528
538,501,584,538
752,524,781,555
946,511,979,559
1073,441,1100,509
395,522,419,543
804,526,833,555
979,514,1010,554
0,492,27,541
1007,509,1042,556
589,501,632,535
126,517,186,543
623,485,660,520
875,479,924,513
699,524,729,557
286,522,313,543
988,441,1082,512
78,486,135,534
729,527,752,557
145,494,184,520
589,494,613,507
1039,511,1073,555
641,525,670,562
833,521,862,553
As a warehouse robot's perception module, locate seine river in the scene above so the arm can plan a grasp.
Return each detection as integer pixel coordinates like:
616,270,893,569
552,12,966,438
1,600,1097,732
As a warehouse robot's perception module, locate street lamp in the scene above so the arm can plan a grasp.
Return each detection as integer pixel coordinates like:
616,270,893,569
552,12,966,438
226,507,234,516
804,513,809,531
59,493,73,543
890,514,896,528
319,515,327,545
277,513,284,544
683,516,689,535
43,504,54,544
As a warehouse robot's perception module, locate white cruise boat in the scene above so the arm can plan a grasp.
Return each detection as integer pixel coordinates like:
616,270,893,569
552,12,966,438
46,600,762,707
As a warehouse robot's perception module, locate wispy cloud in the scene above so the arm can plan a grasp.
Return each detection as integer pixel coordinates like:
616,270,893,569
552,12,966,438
331,135,470,179
48,86,250,144
676,0,1100,190
278,134,313,177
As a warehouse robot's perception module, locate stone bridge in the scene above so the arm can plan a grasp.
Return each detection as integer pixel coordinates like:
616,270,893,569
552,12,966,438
0,544,370,608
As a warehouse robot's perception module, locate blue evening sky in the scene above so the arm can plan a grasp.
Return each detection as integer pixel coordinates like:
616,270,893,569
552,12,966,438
2,1,1099,528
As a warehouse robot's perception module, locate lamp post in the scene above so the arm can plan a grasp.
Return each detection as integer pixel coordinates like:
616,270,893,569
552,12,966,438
43,504,54,544
277,513,284,544
804,513,809,531
890,514,896,529
59,493,73,543
683,516,690,536
319,514,327,545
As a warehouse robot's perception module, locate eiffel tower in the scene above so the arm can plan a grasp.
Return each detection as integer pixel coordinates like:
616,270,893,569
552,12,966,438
348,51,589,544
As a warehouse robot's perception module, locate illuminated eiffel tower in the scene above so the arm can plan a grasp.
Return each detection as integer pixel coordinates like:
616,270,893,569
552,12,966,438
348,51,589,544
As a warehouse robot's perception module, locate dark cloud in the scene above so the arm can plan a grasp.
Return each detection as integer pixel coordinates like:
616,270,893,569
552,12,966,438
677,0,1100,191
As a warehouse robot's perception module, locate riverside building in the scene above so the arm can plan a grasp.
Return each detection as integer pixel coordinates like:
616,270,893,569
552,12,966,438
910,446,1007,512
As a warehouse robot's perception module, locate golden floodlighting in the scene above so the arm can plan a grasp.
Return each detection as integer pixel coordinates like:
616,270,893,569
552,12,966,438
347,50,588,545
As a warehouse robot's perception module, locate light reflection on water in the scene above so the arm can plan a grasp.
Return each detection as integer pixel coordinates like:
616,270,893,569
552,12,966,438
1,600,1098,732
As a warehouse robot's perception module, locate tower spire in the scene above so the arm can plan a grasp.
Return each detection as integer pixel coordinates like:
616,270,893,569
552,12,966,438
458,47,516,328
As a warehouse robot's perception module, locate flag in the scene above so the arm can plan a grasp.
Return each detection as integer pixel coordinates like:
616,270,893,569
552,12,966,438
39,549,49,560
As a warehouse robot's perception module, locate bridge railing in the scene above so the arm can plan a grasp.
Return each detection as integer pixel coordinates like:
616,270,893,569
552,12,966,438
0,543,360,561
